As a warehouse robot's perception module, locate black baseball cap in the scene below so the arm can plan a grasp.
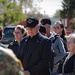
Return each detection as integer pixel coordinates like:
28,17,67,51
40,18,51,25
26,17,39,28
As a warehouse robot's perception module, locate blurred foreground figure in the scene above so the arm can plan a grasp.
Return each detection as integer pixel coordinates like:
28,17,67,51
0,46,24,75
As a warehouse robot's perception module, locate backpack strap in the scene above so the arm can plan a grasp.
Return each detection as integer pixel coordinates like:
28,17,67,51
52,35,59,43
51,35,61,53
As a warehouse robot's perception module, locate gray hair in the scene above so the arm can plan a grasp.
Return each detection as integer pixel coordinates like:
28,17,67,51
66,33,75,43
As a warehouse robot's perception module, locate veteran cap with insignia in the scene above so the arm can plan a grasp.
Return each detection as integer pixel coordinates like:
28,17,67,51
40,18,51,25
26,17,39,28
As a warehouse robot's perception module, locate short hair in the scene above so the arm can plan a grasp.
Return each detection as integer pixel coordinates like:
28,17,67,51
0,46,24,75
66,33,75,43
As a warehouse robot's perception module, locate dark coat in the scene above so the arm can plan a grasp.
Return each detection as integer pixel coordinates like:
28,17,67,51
62,54,75,75
17,33,52,75
8,40,19,56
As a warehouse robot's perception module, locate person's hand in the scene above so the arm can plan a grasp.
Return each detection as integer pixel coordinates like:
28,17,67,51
24,71,30,75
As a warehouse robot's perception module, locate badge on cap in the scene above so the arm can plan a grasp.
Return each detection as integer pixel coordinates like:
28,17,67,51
27,19,33,24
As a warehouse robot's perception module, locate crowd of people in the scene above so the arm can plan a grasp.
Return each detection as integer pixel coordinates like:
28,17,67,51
0,16,75,75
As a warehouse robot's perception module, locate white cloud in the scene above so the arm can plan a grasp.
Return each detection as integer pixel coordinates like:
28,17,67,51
33,0,63,17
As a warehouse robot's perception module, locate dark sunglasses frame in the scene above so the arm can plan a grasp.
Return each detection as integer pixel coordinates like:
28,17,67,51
14,31,20,34
52,26,59,29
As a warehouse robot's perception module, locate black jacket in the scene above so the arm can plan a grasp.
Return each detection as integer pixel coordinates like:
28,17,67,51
8,40,19,56
17,33,52,75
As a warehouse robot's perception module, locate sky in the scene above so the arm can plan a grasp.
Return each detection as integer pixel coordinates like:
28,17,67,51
33,0,63,17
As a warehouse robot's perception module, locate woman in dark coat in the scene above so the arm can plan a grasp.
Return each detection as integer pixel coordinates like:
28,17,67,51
62,34,75,75
8,25,27,56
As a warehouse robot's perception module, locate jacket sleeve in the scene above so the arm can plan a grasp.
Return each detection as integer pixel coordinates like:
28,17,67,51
28,39,52,75
54,37,67,64
56,37,66,53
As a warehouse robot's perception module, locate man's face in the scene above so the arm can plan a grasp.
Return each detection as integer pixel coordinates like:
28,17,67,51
27,26,38,37
44,24,50,34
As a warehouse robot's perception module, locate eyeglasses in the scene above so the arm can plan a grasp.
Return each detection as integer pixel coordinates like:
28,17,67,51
14,31,20,34
67,41,74,45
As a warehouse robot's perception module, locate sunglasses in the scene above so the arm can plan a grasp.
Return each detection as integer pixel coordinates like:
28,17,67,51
52,26,59,29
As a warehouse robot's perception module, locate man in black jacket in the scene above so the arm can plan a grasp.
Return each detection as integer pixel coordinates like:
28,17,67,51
17,17,52,75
